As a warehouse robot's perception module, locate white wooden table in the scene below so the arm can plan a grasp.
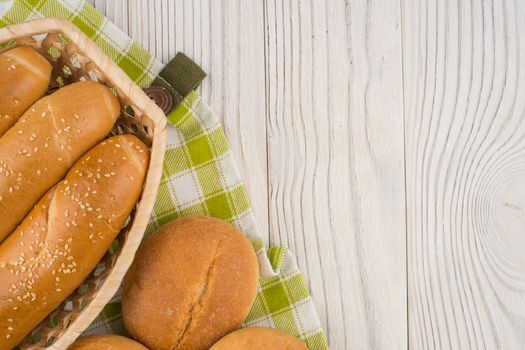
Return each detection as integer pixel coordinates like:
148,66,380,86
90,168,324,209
90,1,525,349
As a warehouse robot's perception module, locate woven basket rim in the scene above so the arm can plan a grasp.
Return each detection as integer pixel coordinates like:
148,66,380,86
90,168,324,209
0,18,167,350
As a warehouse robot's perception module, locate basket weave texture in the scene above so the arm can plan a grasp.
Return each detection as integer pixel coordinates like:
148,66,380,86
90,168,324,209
0,18,167,350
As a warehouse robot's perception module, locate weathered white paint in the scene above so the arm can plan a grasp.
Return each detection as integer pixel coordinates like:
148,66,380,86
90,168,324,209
404,0,525,348
91,0,525,348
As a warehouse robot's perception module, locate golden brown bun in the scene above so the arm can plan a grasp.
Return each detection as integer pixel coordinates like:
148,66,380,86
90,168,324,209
0,80,120,242
210,327,308,350
0,46,52,135
0,135,149,349
68,334,149,350
122,216,259,350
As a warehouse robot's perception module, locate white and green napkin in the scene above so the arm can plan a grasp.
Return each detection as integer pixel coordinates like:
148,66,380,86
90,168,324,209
0,1,329,349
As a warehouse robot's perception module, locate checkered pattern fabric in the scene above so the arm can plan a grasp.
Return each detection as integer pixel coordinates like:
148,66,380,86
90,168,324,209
0,1,328,349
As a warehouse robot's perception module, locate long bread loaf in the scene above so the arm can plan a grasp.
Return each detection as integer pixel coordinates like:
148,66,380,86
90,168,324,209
0,46,52,136
0,80,120,242
0,134,149,349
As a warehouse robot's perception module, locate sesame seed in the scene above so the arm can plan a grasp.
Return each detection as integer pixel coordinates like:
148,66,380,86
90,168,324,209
56,288,61,292
17,130,23,134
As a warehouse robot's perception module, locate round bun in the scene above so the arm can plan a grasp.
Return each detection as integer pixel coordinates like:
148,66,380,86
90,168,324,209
210,327,308,350
122,216,260,350
68,334,148,350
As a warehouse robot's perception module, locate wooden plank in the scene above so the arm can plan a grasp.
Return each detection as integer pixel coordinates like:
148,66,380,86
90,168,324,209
264,0,406,348
403,0,525,348
90,0,270,244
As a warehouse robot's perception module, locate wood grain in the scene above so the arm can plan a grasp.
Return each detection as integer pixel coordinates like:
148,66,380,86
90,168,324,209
403,0,525,348
264,0,405,348
88,0,525,348
92,0,269,244
89,0,407,348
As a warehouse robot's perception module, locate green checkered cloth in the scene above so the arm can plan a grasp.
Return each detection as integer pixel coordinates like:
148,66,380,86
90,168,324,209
0,1,328,349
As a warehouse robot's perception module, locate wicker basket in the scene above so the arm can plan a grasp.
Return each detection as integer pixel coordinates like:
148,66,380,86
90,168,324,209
0,18,167,349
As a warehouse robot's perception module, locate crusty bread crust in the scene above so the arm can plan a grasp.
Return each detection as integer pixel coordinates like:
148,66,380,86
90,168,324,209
68,334,148,350
0,135,149,349
0,80,120,242
0,46,52,136
210,327,308,350
122,216,260,350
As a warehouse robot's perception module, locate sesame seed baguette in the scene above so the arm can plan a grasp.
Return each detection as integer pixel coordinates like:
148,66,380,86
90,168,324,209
0,46,52,136
0,80,120,243
0,134,150,349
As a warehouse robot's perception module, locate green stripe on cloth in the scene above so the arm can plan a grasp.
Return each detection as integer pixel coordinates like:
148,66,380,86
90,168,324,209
0,0,160,87
0,1,328,349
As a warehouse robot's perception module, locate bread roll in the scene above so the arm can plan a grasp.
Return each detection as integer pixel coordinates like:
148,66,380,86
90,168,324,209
0,46,52,135
0,135,149,349
122,216,259,350
68,334,148,350
0,80,120,242
210,327,308,350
